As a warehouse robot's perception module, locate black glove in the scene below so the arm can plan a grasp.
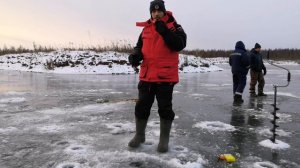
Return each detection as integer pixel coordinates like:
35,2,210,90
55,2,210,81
128,53,143,66
262,67,267,75
155,21,169,35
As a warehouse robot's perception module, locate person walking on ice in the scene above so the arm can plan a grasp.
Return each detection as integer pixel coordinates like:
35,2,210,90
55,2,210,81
229,41,250,104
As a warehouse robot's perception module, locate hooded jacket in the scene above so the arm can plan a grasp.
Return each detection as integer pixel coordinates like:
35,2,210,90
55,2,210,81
229,41,250,75
134,11,186,83
250,48,265,72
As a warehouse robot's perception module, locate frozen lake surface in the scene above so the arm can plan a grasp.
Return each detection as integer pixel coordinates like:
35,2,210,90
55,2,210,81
0,65,300,168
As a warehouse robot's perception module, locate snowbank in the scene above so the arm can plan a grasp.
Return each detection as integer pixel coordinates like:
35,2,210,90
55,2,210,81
0,51,223,74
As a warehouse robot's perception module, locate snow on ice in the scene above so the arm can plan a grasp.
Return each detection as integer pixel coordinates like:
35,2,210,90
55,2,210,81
193,121,236,132
264,91,300,99
0,97,26,103
259,139,290,150
257,128,292,137
253,161,279,168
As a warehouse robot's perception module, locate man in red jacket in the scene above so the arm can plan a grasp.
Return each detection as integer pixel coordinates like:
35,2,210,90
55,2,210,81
128,0,186,153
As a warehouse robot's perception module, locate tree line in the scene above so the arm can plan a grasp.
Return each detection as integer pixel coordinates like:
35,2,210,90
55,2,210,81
1,44,299,61
181,49,300,60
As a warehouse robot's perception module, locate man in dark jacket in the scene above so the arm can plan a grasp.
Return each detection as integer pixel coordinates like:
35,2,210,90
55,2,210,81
229,41,250,104
128,0,186,153
249,43,267,96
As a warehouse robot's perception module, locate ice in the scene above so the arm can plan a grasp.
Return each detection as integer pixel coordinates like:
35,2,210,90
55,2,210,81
0,63,299,167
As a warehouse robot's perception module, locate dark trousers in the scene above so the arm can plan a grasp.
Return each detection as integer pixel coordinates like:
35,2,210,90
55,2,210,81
232,73,247,95
135,81,175,121
249,70,265,93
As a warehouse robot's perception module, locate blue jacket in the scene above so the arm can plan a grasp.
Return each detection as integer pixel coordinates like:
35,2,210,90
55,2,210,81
250,48,266,72
229,41,250,75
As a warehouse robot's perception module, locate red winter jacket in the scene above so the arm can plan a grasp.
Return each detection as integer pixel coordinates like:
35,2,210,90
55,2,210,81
135,11,186,83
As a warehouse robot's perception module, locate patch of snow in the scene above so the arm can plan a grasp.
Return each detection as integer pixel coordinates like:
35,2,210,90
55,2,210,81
267,60,299,65
190,93,209,97
264,91,300,99
147,120,161,127
204,57,228,64
253,161,279,168
0,104,7,107
193,121,236,132
105,122,135,134
109,92,123,94
38,108,65,115
94,151,207,168
64,144,89,155
37,125,65,133
0,51,223,74
0,97,26,103
257,128,292,137
170,157,207,168
267,113,292,123
259,139,290,150
55,162,81,168
0,127,19,134
1,91,28,96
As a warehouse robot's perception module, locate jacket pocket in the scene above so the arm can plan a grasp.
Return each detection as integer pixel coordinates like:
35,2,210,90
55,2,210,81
157,65,178,79
139,64,147,78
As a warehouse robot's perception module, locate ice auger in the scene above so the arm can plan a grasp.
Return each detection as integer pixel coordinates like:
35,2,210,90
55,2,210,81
266,50,291,143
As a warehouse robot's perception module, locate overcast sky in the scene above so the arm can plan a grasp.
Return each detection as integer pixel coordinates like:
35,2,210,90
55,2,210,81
1,0,300,50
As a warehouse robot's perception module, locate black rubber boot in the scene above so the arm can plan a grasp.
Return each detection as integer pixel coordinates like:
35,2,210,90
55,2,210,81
257,92,267,96
157,118,173,153
234,94,244,104
128,118,148,148
250,92,257,97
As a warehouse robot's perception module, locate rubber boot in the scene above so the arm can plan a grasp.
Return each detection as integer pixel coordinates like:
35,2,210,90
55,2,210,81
250,92,257,97
128,118,147,148
234,94,244,104
157,118,173,153
257,92,267,96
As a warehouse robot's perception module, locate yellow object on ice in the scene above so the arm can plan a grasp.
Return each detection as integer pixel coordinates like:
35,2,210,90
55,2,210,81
218,154,236,163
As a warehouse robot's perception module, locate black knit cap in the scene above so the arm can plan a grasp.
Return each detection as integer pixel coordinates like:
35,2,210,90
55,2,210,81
150,0,166,13
254,43,261,49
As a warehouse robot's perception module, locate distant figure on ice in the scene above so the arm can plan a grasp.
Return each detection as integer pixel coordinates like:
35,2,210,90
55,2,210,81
249,43,267,97
229,41,250,104
128,0,186,152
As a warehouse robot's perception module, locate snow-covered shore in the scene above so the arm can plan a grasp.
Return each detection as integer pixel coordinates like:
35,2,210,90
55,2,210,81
0,51,223,74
